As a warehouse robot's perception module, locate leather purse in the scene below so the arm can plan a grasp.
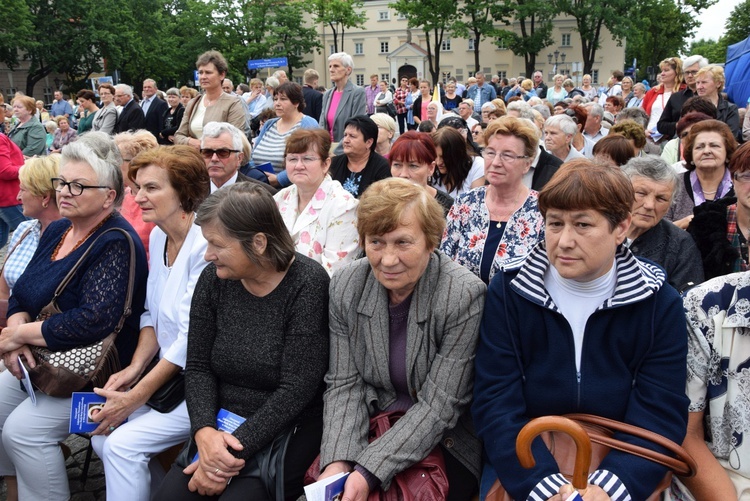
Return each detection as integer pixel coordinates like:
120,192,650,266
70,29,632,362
143,356,185,414
27,228,136,398
485,413,697,501
305,411,450,501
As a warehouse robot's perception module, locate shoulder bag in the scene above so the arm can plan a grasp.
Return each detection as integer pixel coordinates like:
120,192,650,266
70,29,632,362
27,227,136,398
485,414,697,501
305,411,450,501
142,356,185,414
0,225,34,328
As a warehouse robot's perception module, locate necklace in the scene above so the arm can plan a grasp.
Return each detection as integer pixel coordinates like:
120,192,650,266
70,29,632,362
488,187,524,227
51,213,113,261
703,189,717,195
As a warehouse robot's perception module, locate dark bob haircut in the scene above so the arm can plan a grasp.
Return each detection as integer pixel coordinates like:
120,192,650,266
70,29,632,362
275,82,305,113
345,115,379,153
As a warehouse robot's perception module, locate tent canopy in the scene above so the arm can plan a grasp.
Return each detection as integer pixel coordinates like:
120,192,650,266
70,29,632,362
725,36,750,106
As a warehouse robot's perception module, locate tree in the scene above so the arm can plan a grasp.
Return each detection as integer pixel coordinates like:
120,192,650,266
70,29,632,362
723,0,750,47
391,0,459,85
689,38,726,64
0,0,33,70
497,0,555,77
554,0,631,75
311,0,367,54
273,1,322,77
453,0,506,74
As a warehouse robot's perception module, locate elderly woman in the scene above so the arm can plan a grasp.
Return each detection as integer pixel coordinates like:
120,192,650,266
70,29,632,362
114,130,159,256
678,267,750,499
643,57,685,141
50,116,78,153
688,142,750,281
546,74,567,106
8,95,46,157
425,101,444,128
155,182,329,499
243,78,267,119
75,89,99,135
159,87,185,145
610,119,647,157
623,156,704,291
506,79,537,102
92,83,118,135
621,76,635,104
666,119,737,229
695,65,742,142
473,159,690,501
628,82,647,108
581,74,598,101
35,101,50,123
316,177,486,501
252,82,319,174
544,114,585,162
592,134,637,167
89,146,210,501
661,112,715,168
373,80,393,116
432,126,485,198
274,128,359,277
389,131,454,215
0,155,61,300
179,86,199,107
329,115,390,199
441,117,545,284
320,52,367,155
0,132,148,500
175,51,247,149
370,112,397,158
605,95,625,117
441,80,462,112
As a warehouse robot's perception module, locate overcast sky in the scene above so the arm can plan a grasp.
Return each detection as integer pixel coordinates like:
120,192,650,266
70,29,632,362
692,0,743,41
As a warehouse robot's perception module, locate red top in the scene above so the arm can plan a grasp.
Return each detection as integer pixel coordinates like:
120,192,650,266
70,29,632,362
0,135,23,208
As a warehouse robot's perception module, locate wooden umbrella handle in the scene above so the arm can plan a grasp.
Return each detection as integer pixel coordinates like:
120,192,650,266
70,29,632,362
516,416,592,491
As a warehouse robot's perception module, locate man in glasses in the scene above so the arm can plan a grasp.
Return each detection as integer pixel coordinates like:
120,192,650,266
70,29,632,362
658,54,710,141
200,122,276,194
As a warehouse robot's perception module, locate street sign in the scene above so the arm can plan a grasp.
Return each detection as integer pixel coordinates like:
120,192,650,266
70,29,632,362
247,57,288,70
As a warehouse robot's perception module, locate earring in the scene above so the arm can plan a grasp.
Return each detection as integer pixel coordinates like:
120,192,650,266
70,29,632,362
42,202,48,208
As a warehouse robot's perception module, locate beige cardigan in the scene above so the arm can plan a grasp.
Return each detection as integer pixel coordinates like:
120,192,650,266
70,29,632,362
174,93,247,145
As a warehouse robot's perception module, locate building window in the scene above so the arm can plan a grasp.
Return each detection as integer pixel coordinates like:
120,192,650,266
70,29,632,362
294,76,303,85
354,43,364,55
468,39,475,51
498,70,507,79
592,70,599,84
380,42,389,53
381,73,390,83
378,10,390,20
455,68,464,77
496,38,507,50
43,86,53,103
397,12,407,20
561,33,571,46
441,38,451,51
483,67,491,75
329,45,335,55
356,74,365,86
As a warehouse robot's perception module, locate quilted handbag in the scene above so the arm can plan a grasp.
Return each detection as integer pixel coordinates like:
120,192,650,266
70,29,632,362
27,228,136,398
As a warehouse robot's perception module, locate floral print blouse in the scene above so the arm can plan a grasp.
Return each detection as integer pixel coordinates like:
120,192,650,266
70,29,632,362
440,187,545,282
274,175,360,277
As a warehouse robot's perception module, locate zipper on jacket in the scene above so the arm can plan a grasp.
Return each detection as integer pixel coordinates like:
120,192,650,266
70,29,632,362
576,371,581,407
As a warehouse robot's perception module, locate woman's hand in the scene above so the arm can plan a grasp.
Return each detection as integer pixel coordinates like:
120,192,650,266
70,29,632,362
191,427,245,479
672,214,694,230
319,461,352,481
3,345,35,379
0,326,26,355
102,364,143,392
184,461,230,496
550,484,611,501
89,387,143,435
341,470,370,501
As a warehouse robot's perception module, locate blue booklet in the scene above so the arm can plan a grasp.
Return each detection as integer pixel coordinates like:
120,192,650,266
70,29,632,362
255,162,274,174
192,408,246,463
69,392,128,433
303,471,349,501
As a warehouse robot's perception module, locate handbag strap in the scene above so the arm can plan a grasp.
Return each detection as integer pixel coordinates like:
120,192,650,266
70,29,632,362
564,413,697,477
49,226,137,333
0,225,34,275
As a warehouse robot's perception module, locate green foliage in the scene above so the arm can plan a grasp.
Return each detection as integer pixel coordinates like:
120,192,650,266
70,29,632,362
689,38,726,64
497,0,555,77
453,0,508,74
311,0,367,54
0,0,33,69
723,0,750,48
391,0,460,85
273,2,322,77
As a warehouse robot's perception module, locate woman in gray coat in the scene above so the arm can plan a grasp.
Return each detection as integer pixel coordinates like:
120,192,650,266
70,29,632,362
316,178,486,501
319,52,367,155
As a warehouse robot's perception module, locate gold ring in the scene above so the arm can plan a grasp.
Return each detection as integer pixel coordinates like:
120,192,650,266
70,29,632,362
214,468,220,475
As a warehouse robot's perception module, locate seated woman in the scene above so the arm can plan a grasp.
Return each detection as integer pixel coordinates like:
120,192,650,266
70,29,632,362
622,155,704,291
688,141,750,281
90,145,210,501
609,119,648,157
274,128,359,277
473,159,689,501
49,116,78,154
389,131,454,215
329,115,390,199
592,134,637,167
676,270,750,500
316,177,486,500
155,182,330,500
440,117,545,284
0,155,62,299
432,126,485,198
543,115,585,163
0,132,148,500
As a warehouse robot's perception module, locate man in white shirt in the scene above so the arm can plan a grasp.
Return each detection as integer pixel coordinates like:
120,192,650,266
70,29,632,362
583,103,609,143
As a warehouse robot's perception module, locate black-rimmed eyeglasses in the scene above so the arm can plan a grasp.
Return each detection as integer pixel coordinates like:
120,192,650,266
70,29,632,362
51,178,110,196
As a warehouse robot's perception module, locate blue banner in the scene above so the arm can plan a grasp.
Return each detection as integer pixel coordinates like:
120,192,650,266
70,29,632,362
247,57,288,70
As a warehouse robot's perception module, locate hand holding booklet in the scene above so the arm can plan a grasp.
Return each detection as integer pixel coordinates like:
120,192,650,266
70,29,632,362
303,471,349,501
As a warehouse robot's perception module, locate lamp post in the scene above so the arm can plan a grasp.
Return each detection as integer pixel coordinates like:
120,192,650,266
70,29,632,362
547,49,567,78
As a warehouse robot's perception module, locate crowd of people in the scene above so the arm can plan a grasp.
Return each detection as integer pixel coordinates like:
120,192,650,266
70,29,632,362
0,48,748,501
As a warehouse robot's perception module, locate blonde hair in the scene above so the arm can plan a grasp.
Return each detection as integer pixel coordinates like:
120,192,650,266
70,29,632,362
695,65,726,93
19,155,60,197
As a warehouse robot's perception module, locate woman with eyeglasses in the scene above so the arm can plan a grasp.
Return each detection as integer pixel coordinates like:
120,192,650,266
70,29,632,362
274,129,359,277
666,119,737,230
92,83,118,135
0,132,147,500
440,117,545,284
252,82,319,175
687,141,750,280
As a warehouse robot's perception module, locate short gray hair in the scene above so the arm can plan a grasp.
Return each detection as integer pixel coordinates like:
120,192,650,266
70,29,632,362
586,103,604,118
165,87,180,97
618,107,649,129
201,122,244,150
682,55,709,69
507,101,534,121
545,115,578,136
328,52,354,69
532,104,551,120
143,78,157,88
61,131,124,207
114,84,133,98
622,155,679,202
265,77,280,90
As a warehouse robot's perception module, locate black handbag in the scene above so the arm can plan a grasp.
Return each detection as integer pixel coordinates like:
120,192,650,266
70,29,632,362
144,357,185,414
27,228,136,398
